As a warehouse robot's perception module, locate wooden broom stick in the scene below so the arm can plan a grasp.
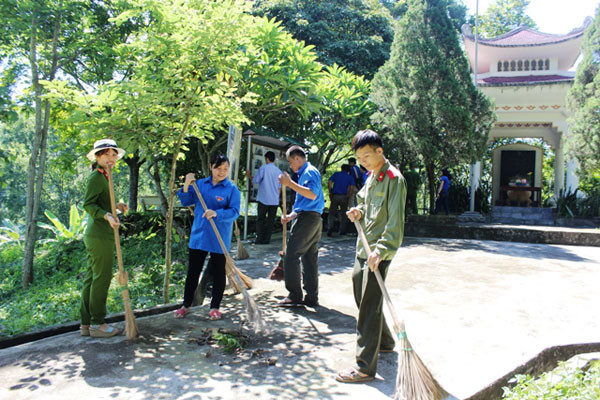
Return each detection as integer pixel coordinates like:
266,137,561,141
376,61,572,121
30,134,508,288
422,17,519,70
107,166,138,340
354,220,447,400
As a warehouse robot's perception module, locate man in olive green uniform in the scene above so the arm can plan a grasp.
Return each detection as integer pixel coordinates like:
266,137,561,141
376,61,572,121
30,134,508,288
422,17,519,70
336,129,406,383
403,166,421,215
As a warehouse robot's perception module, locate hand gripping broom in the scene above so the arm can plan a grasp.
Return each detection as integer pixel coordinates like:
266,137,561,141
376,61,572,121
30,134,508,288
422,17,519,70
191,182,265,333
107,166,139,340
354,220,447,400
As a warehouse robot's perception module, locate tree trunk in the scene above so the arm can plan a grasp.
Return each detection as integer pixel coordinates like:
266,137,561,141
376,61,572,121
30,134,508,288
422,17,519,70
124,152,144,211
425,161,437,215
163,130,187,303
147,157,186,240
22,8,61,289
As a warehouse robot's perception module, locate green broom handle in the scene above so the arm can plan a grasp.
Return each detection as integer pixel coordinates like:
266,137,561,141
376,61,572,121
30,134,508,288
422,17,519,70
353,219,406,336
190,181,230,256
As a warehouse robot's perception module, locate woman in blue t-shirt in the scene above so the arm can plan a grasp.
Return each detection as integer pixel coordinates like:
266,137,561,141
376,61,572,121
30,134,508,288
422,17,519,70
174,154,240,320
436,169,451,215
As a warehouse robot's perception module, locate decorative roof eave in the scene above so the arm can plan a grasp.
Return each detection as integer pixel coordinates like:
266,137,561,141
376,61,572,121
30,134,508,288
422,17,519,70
462,17,592,48
478,79,574,88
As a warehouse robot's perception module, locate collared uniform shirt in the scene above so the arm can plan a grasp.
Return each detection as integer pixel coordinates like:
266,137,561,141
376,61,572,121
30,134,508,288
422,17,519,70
177,177,241,253
83,169,113,239
253,162,282,206
354,160,406,260
293,161,325,214
329,171,356,195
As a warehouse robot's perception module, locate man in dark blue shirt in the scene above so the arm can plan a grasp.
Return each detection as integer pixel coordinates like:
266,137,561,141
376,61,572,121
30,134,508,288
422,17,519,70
278,146,324,307
327,164,356,236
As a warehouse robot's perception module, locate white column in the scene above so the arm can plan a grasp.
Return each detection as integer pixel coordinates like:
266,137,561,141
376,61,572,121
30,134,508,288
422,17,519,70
566,158,579,194
469,161,481,212
554,139,565,197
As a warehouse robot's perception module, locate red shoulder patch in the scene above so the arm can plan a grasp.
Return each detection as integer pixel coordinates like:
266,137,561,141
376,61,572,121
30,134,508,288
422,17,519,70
386,169,399,179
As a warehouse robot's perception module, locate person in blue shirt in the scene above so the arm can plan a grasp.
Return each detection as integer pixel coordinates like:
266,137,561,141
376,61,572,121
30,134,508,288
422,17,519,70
173,154,241,320
246,151,282,244
327,164,356,236
435,168,451,215
277,146,325,307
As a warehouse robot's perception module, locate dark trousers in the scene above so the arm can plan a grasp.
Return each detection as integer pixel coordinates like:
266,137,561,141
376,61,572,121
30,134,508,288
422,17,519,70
256,201,278,244
183,249,226,309
284,211,322,303
406,192,418,214
328,194,349,233
352,258,396,376
436,190,449,215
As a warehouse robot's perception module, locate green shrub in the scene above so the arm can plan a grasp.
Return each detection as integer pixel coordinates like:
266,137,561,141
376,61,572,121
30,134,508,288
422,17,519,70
0,230,188,338
502,359,600,399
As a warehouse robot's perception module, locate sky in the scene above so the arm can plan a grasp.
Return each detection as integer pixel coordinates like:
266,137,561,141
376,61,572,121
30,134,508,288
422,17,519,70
463,0,599,34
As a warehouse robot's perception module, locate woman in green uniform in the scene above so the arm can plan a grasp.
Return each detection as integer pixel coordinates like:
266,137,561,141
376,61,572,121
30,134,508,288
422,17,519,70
80,139,127,338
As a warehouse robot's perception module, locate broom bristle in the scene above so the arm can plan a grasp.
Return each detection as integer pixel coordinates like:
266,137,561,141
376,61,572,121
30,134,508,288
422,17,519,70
225,258,266,334
121,290,139,340
394,335,447,400
237,238,250,260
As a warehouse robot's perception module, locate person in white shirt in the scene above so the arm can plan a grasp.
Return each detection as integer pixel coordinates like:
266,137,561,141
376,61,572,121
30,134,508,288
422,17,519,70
246,151,282,244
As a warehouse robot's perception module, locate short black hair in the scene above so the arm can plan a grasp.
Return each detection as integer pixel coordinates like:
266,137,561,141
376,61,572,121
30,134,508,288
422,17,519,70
286,145,306,159
348,157,356,164
352,129,383,151
265,151,275,162
341,164,350,173
211,154,229,169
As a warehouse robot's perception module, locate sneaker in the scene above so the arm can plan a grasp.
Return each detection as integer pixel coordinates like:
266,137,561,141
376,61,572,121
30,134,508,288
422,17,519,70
209,309,222,320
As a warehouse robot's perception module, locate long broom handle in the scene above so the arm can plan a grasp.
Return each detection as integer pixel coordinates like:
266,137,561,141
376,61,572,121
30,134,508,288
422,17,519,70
282,186,287,253
106,166,126,277
353,219,405,336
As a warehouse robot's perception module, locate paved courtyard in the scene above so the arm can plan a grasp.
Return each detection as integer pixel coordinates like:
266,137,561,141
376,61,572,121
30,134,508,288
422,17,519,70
1,235,599,399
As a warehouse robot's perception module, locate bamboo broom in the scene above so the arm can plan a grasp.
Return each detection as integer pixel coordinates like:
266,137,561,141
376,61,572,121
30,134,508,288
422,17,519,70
234,220,249,260
353,220,447,400
107,166,139,340
191,182,265,333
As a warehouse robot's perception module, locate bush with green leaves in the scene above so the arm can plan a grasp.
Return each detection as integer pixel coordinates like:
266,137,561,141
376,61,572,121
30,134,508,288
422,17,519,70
38,205,88,243
502,359,600,399
0,229,188,338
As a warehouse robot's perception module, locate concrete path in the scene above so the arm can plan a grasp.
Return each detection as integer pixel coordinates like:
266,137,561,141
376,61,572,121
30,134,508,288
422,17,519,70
1,235,598,400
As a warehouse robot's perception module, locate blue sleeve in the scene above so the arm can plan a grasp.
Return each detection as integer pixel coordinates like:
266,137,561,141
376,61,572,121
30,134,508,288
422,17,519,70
215,186,241,222
177,187,197,207
329,174,335,183
349,175,356,186
253,167,264,185
302,169,322,196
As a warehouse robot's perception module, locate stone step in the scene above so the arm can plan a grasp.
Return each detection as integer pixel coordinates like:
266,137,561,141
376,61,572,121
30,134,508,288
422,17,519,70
491,206,554,225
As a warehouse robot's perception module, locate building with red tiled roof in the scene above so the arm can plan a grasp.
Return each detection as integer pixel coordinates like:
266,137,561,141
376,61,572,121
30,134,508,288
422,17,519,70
461,18,592,210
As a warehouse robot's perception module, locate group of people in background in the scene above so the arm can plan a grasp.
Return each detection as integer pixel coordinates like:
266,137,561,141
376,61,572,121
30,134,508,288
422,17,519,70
81,129,456,383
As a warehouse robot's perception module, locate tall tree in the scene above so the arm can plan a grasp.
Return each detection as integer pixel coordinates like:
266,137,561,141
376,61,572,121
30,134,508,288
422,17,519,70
371,0,495,213
567,9,600,176
0,0,131,288
478,0,537,38
253,0,394,79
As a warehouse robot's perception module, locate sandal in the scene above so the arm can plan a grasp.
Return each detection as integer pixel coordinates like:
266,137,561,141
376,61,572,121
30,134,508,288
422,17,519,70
89,324,119,338
80,325,90,337
335,367,374,383
209,309,222,320
174,307,188,319
276,298,304,307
